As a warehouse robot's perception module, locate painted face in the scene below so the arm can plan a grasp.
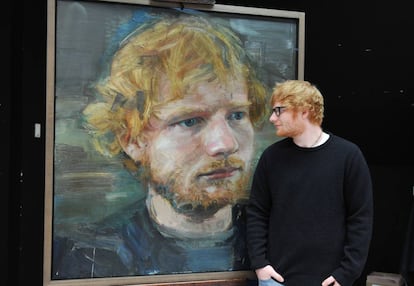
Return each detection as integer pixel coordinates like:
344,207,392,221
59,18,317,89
141,75,255,216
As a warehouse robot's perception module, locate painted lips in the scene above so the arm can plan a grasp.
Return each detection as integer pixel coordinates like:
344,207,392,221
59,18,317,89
199,167,240,180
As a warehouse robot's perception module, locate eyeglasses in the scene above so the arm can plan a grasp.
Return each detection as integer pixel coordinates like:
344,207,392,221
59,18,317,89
272,106,287,117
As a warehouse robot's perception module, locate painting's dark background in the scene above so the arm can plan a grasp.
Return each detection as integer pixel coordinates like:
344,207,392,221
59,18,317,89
4,0,413,285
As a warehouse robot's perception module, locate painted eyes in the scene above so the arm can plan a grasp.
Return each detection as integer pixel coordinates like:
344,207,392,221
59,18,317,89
228,111,245,121
172,111,247,129
178,118,202,128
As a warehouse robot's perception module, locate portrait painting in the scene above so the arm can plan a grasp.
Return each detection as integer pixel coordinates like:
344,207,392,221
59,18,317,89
43,0,304,285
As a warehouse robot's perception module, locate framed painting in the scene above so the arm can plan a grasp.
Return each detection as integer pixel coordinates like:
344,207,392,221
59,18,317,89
43,0,305,285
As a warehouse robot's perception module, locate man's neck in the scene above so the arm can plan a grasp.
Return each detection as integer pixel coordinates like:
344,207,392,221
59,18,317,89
293,125,325,148
146,188,233,239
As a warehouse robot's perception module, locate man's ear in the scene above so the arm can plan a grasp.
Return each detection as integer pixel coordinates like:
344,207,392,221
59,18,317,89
301,108,310,119
118,135,146,162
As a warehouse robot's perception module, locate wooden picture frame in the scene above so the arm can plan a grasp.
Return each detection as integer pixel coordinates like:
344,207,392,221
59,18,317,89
44,0,305,285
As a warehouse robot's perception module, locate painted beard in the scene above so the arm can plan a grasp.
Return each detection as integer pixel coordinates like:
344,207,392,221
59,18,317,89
149,156,251,220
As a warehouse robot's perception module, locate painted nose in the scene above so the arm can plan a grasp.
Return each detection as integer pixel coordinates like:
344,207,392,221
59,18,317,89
204,119,239,157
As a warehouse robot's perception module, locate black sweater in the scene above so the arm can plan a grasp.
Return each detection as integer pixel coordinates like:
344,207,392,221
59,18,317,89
246,134,373,286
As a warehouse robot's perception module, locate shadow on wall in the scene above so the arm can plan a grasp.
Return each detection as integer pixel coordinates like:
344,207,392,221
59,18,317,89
362,164,414,286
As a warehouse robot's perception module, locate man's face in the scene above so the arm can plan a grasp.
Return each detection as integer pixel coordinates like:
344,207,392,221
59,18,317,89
141,75,254,216
269,102,305,138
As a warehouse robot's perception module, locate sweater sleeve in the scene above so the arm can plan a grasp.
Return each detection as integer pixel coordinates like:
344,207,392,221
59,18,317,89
246,151,273,270
332,146,374,286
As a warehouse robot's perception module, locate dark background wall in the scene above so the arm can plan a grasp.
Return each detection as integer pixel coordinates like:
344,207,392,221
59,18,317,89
5,0,413,285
